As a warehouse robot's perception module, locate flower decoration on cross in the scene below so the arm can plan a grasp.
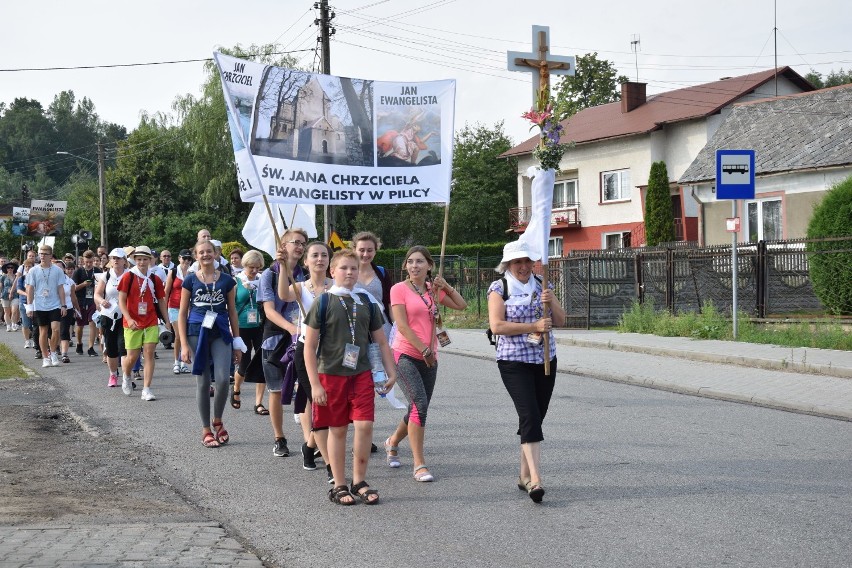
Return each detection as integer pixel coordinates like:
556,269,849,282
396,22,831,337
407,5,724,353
522,91,567,173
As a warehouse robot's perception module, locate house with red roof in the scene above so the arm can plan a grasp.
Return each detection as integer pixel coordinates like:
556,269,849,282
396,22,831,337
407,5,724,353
502,67,814,253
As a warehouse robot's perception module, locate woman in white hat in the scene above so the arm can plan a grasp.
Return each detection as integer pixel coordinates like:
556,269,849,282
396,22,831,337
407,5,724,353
94,248,128,387
487,240,566,503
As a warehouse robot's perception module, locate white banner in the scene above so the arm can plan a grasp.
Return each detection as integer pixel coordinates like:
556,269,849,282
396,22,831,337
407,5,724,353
517,167,555,265
214,53,455,205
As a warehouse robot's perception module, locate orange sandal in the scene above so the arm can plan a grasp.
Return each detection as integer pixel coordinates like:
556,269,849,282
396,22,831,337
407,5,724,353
212,420,229,445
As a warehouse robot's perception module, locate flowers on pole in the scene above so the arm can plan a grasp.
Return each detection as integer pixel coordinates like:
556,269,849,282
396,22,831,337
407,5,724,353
522,99,567,173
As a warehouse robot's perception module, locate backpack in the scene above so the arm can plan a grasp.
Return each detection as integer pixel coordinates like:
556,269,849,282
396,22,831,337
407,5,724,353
486,275,542,348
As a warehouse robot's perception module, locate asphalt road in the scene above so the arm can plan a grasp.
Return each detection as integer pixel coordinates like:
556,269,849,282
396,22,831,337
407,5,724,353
7,335,852,568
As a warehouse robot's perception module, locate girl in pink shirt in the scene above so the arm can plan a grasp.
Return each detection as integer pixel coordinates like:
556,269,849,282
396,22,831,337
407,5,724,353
383,246,466,482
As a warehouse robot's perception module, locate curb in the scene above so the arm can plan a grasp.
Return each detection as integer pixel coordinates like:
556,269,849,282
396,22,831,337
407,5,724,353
441,347,852,422
555,337,852,380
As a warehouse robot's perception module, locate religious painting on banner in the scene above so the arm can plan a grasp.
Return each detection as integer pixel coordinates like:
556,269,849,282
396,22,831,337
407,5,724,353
27,200,67,237
214,52,455,206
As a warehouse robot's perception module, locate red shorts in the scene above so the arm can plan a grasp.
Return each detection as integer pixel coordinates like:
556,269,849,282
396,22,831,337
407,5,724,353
75,303,97,326
312,370,375,428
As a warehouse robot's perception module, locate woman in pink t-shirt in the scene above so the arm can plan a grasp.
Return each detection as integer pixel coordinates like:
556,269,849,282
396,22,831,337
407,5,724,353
383,246,466,482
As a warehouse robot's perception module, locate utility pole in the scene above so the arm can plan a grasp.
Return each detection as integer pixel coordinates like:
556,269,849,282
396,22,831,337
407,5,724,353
97,141,108,250
316,0,335,241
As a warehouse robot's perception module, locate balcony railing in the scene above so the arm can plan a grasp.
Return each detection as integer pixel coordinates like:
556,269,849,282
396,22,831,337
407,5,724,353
510,202,581,231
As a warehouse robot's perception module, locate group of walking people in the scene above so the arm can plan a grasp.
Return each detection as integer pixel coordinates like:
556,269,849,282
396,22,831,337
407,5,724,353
3,229,565,506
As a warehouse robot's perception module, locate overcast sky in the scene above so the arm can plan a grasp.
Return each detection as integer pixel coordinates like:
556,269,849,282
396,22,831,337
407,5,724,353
1,0,849,148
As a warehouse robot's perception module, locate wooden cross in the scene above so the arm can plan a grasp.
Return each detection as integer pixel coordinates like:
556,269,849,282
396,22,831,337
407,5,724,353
507,25,575,107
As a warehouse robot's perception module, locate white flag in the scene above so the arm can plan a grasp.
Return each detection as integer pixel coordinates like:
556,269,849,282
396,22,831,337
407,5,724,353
517,167,555,265
242,202,317,258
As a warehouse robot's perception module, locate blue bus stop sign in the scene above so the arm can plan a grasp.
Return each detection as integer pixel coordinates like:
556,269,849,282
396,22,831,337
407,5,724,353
716,149,755,200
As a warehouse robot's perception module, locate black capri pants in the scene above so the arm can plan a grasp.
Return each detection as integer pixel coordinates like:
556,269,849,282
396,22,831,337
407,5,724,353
497,357,557,444
59,310,75,341
101,319,126,359
237,326,263,376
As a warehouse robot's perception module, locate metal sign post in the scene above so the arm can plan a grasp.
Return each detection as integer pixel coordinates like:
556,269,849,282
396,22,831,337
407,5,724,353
716,149,755,340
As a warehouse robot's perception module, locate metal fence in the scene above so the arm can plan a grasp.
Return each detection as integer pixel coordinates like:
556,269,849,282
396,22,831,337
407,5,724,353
385,236,852,327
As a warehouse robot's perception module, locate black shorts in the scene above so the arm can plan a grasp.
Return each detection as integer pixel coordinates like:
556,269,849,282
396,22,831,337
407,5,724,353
34,308,62,327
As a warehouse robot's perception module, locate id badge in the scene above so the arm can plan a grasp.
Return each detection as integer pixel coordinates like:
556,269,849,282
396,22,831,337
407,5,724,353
246,308,259,324
86,287,94,299
342,343,360,369
138,302,148,315
202,310,217,329
41,289,49,298
436,328,452,347
526,332,543,345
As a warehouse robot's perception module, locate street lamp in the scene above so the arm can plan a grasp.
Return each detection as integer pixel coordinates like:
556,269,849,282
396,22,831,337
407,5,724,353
57,144,107,250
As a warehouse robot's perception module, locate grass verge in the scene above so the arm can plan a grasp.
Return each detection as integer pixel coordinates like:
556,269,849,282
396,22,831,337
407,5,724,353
618,301,852,350
0,343,24,379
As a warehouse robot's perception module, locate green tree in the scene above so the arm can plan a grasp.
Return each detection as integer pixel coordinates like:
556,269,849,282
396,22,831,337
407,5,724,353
806,175,852,314
0,98,54,179
644,161,675,246
805,68,852,89
448,121,517,244
552,53,630,120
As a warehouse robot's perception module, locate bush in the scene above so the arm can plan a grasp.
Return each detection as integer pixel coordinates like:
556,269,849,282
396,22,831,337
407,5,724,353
645,161,676,246
806,175,852,314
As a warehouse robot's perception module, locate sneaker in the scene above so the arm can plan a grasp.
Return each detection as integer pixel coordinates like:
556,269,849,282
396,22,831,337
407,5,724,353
132,370,141,380
50,352,60,367
76,344,84,355
141,388,156,401
173,362,181,375
5,324,10,332
301,443,317,470
273,437,290,457
314,448,323,463
35,350,42,359
61,354,70,364
42,357,51,368
108,373,118,388
326,464,334,484
87,347,98,357
121,376,132,396
24,339,30,348
11,323,19,331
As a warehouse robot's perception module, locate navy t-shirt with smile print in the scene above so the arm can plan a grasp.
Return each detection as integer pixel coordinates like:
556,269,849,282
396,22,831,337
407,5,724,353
182,271,235,335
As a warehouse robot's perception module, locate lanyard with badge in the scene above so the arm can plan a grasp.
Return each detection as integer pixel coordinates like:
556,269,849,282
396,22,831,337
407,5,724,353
338,296,360,369
137,272,149,316
39,266,51,297
244,277,259,324
200,271,219,329
411,280,451,347
85,268,95,299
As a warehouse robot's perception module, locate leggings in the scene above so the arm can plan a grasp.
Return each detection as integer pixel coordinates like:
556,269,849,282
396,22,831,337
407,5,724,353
396,354,438,427
497,358,557,444
188,334,231,427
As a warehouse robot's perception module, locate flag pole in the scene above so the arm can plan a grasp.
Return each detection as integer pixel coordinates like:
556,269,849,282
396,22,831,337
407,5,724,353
430,201,451,352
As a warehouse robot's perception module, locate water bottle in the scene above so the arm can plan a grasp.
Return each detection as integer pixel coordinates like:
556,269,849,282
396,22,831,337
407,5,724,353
368,343,387,397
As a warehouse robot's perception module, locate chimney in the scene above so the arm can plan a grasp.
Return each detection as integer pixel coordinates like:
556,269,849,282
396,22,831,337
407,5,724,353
621,81,647,113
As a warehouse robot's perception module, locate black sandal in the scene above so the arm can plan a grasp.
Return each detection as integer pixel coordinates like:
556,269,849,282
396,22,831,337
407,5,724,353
230,389,241,409
350,480,379,505
328,485,355,505
254,404,269,415
528,483,545,503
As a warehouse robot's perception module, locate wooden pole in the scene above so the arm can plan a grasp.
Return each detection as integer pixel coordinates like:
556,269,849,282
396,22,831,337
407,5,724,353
262,194,305,316
431,201,451,351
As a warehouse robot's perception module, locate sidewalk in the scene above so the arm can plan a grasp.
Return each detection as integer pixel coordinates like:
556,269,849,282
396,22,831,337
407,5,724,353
443,329,852,421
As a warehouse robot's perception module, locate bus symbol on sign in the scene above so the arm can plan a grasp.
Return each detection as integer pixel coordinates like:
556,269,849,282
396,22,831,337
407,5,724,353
722,163,749,175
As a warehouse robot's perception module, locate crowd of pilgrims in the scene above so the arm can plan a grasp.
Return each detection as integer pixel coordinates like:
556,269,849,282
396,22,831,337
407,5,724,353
0,227,564,505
